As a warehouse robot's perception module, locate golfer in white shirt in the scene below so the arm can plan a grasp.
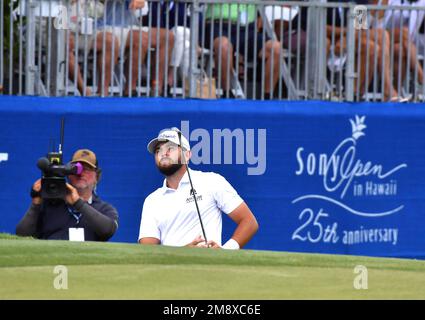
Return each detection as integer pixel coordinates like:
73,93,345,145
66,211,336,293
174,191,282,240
138,128,259,249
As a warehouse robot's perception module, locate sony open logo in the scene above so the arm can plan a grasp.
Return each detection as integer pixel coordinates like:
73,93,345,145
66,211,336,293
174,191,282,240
293,115,407,216
290,116,406,246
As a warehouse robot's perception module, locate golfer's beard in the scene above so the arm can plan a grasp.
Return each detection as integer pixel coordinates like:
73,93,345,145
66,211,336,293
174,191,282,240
157,163,183,176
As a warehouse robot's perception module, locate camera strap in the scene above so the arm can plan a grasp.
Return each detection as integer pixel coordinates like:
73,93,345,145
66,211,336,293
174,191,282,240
67,206,82,225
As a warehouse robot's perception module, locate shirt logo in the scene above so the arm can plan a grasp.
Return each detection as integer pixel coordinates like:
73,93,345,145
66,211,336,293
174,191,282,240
186,189,203,203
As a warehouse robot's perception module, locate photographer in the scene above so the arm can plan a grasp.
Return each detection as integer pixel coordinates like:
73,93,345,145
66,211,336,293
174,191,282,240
16,149,118,241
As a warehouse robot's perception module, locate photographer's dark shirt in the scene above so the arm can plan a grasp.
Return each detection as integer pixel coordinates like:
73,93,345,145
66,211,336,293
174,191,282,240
17,194,118,241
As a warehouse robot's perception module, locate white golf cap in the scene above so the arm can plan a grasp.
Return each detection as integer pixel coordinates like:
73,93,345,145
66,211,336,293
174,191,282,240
147,128,191,154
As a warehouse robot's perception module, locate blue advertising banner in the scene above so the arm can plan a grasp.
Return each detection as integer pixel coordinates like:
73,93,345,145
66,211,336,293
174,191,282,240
0,96,424,259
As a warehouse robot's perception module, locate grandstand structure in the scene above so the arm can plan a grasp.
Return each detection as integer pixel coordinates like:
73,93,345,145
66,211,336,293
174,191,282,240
1,0,424,102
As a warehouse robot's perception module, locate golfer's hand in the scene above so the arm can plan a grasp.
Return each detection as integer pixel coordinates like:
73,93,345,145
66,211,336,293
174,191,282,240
206,240,221,249
65,183,80,205
186,235,207,248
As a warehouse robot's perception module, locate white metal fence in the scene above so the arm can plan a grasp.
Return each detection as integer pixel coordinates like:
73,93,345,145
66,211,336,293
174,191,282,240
1,0,425,102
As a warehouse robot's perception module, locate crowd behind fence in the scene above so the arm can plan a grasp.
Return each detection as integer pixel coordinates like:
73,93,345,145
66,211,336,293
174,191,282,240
1,0,425,102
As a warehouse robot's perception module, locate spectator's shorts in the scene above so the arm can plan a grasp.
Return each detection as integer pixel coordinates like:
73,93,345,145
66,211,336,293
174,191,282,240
280,29,307,54
96,26,150,57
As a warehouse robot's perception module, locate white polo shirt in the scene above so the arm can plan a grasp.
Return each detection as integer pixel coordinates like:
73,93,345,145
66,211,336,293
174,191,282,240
138,169,244,246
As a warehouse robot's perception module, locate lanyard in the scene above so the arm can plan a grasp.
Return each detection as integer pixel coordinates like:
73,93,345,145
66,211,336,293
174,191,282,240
67,206,82,225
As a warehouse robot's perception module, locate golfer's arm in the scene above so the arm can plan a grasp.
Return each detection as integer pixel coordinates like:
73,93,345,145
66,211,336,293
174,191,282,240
227,202,259,248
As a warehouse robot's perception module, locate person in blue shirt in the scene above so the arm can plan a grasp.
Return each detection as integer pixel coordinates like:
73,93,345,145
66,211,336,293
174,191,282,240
68,0,174,97
97,0,174,96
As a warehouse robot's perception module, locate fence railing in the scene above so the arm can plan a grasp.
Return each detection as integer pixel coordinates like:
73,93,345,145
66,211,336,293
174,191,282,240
1,0,425,102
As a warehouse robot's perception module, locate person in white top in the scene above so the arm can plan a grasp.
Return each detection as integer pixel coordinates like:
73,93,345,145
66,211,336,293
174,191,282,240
138,128,259,249
373,0,425,89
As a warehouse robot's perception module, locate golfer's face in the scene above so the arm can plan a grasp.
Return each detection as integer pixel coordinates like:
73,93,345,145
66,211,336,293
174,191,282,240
155,141,181,166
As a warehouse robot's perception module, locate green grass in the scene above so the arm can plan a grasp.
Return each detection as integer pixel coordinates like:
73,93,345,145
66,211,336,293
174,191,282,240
1,233,424,299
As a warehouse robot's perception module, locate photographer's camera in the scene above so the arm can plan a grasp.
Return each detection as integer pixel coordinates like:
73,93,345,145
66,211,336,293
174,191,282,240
36,154,82,200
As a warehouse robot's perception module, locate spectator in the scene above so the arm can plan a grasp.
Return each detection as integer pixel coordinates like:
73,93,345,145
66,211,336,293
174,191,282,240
203,3,282,99
16,149,118,241
269,1,307,55
372,0,425,91
97,0,152,96
68,0,119,96
120,0,175,96
326,0,402,101
142,1,202,92
68,0,174,97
